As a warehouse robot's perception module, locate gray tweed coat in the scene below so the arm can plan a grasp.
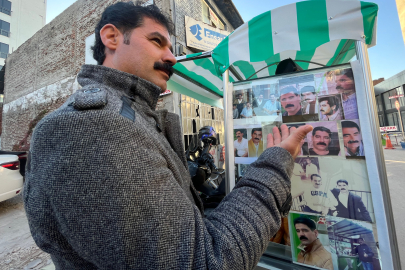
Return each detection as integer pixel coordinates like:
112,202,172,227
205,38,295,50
24,65,293,270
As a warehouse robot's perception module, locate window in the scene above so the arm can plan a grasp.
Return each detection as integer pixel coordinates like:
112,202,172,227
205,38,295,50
141,0,153,6
383,92,392,110
0,0,11,16
201,0,225,30
0,20,10,37
376,95,383,112
0,42,8,59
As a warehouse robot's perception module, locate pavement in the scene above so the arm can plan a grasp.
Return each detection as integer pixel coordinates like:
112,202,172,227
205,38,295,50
0,146,404,269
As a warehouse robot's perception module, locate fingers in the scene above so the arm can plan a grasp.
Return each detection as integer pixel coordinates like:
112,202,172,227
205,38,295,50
267,133,274,148
290,125,313,144
272,126,281,145
280,124,290,142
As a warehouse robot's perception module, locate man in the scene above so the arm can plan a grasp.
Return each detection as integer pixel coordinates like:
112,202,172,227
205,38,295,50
319,96,342,121
233,104,239,119
309,126,340,155
234,93,246,116
301,86,318,115
336,69,359,119
293,174,337,215
234,129,248,157
341,120,365,156
305,158,318,179
24,2,313,268
280,86,302,116
294,217,333,270
248,128,263,157
240,102,253,118
330,180,372,222
252,93,268,116
352,238,375,270
263,94,281,115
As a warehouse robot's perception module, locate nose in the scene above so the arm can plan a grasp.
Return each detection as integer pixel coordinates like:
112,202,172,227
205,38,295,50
162,46,177,66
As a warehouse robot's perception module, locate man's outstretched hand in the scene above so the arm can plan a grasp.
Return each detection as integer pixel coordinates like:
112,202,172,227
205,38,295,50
267,124,313,159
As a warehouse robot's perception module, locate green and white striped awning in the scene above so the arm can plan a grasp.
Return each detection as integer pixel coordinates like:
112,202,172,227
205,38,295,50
169,0,378,108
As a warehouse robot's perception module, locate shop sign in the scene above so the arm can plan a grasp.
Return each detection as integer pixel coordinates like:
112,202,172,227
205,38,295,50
160,89,172,96
209,8,220,26
185,16,230,51
388,94,404,99
380,126,398,132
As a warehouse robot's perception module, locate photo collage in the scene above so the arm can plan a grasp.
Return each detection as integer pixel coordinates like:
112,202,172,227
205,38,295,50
231,67,381,269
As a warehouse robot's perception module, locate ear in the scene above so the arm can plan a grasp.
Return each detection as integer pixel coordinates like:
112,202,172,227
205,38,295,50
314,229,319,238
331,105,336,111
100,24,121,52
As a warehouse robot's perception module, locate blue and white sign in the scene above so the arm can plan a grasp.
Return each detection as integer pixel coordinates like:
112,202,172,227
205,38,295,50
185,16,230,51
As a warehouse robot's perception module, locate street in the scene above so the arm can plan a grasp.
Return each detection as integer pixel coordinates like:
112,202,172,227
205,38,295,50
0,148,404,269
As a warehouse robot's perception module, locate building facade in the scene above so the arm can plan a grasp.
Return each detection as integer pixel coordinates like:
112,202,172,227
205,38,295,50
374,70,405,133
0,0,242,151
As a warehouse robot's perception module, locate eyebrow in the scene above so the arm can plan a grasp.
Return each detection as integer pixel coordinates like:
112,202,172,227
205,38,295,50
149,31,173,53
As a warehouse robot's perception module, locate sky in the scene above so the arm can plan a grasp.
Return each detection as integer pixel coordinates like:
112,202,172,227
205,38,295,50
46,0,405,81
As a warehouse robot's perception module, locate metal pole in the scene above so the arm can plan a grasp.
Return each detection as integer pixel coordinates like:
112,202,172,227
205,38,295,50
354,41,402,270
223,69,235,194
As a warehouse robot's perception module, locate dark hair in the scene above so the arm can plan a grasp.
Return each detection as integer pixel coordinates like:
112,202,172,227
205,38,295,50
92,2,174,65
358,237,364,241
312,126,332,137
341,69,354,80
341,120,360,132
337,179,348,185
280,86,299,97
311,174,321,180
301,86,315,94
319,96,338,109
294,216,316,231
235,129,245,134
251,128,262,135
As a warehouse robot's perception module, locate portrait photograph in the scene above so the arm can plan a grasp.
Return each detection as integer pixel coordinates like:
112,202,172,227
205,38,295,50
232,84,254,120
279,74,318,123
305,121,340,156
339,119,365,158
318,94,344,122
233,125,262,164
326,216,380,270
289,212,335,270
251,82,281,117
318,157,374,223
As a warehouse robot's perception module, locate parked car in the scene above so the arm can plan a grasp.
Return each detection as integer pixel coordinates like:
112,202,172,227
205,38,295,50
0,150,27,177
0,154,24,202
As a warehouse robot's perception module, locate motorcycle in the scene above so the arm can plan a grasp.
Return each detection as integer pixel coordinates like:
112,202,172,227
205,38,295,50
186,126,226,209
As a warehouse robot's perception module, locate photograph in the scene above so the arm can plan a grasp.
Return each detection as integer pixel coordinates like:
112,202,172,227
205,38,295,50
327,216,380,270
251,82,281,117
289,212,335,270
279,74,319,123
340,119,365,158
261,120,282,148
232,84,254,120
233,128,248,158
287,123,309,156
318,94,344,121
305,122,340,156
319,68,359,120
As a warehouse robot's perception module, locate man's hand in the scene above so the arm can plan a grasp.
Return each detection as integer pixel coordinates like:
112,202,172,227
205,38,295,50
267,124,313,159
364,252,368,258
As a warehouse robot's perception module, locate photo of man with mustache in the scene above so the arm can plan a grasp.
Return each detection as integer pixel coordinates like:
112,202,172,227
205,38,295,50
280,86,302,117
301,86,318,115
341,120,365,157
248,128,263,157
294,216,333,270
233,129,248,157
308,126,340,155
329,180,372,222
336,69,359,120
319,95,343,121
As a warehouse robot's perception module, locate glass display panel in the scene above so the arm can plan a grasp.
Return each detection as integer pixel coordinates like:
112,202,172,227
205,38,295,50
230,64,381,269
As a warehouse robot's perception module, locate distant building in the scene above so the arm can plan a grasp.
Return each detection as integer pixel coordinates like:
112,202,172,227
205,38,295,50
1,0,242,151
374,70,405,131
373,78,384,86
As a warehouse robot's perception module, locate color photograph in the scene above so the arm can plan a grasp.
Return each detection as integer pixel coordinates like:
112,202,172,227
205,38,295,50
318,94,344,121
305,122,340,156
340,119,365,158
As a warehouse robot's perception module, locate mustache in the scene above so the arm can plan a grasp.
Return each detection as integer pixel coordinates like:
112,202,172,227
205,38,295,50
348,140,359,144
300,236,309,240
336,86,343,90
316,142,327,146
253,138,260,141
154,62,174,78
285,104,295,108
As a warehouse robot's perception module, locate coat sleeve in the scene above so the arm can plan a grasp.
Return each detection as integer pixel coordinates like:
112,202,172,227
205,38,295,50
354,195,372,222
24,111,293,270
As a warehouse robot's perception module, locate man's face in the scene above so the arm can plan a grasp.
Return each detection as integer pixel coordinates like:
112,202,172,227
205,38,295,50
238,94,243,100
311,176,322,189
295,223,318,245
307,158,312,164
270,95,276,102
302,92,316,103
337,182,349,193
233,105,237,110
313,131,331,151
259,94,264,101
280,92,301,112
252,131,262,144
246,102,251,108
336,74,355,95
343,127,361,153
110,17,176,92
236,131,243,139
358,239,364,245
320,100,335,115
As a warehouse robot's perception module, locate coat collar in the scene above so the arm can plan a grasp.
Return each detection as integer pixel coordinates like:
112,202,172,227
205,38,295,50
298,238,323,254
77,65,162,110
